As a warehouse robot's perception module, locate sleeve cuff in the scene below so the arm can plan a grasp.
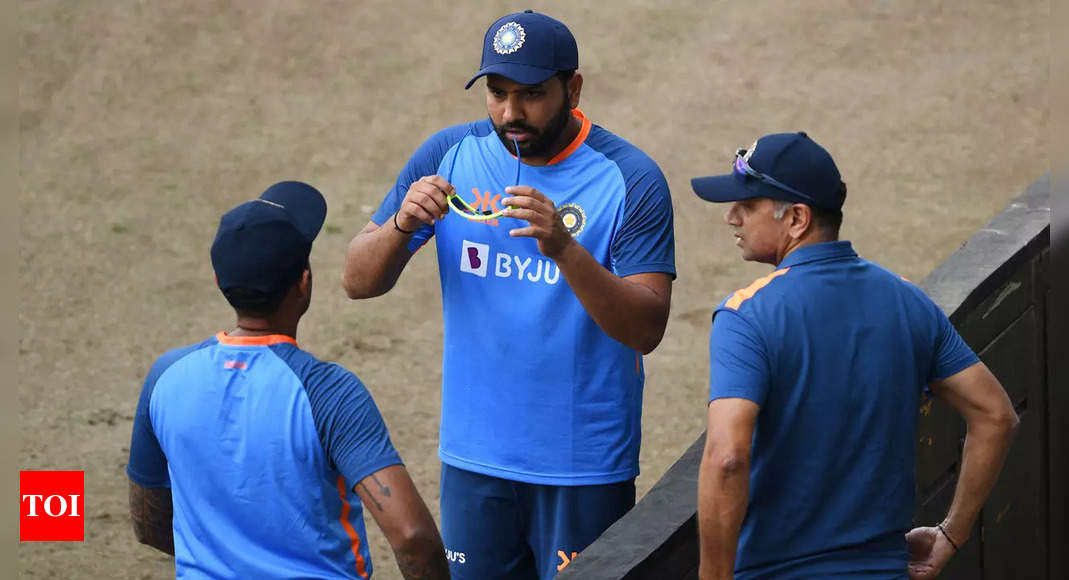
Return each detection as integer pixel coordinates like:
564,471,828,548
125,464,171,489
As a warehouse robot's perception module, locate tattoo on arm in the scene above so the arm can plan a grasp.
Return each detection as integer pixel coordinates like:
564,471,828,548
128,481,175,556
371,473,392,497
396,544,450,580
357,481,384,511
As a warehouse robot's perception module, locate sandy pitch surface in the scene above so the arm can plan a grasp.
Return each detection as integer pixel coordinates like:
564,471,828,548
19,1,1046,578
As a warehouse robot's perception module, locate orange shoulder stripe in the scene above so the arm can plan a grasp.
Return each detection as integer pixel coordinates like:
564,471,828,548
725,268,791,310
545,109,592,166
336,476,370,579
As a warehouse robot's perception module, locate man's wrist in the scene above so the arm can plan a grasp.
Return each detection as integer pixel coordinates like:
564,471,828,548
393,212,416,235
939,518,969,545
546,236,582,264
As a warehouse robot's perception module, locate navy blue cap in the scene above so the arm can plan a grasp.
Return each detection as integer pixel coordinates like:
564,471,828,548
210,181,327,295
465,10,579,89
691,132,844,210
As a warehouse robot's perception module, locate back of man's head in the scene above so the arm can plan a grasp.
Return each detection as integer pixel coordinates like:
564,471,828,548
210,181,326,317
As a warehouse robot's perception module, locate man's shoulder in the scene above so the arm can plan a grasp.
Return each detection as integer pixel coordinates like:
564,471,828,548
422,119,494,148
269,345,370,399
146,336,218,381
716,267,794,315
584,124,664,177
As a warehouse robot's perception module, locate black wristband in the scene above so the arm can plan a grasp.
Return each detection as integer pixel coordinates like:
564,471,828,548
393,212,416,235
937,523,960,552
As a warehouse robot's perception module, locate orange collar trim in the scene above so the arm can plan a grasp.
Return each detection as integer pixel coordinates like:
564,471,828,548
215,331,298,347
545,109,592,166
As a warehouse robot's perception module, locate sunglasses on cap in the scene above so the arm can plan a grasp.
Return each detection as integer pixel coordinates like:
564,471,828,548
733,148,818,205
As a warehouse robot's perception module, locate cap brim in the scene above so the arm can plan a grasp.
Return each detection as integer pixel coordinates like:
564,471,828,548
691,174,764,203
464,62,559,89
259,181,327,241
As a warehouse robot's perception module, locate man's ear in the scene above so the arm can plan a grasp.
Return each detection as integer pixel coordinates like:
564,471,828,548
789,204,814,239
568,73,583,109
298,269,312,295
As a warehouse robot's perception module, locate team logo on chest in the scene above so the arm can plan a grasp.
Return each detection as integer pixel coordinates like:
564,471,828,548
493,22,526,55
558,203,586,237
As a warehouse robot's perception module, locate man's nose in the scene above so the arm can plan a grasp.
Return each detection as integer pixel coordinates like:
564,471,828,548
723,206,737,225
502,95,523,124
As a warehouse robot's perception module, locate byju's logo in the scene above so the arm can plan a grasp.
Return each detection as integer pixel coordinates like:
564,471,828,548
20,471,84,541
460,240,489,277
459,240,561,285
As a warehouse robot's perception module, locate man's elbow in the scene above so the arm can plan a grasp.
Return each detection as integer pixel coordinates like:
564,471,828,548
634,319,669,355
702,447,751,478
341,271,385,300
391,524,447,567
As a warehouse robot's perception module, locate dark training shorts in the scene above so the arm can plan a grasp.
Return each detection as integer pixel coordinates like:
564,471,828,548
440,464,635,580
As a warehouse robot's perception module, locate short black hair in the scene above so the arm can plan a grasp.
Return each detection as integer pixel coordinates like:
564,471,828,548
811,181,847,236
221,263,306,318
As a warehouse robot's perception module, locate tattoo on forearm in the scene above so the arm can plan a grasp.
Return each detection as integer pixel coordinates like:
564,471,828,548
396,545,450,580
129,483,175,556
358,482,384,511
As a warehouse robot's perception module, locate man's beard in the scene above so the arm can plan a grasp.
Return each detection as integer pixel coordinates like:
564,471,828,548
493,99,573,158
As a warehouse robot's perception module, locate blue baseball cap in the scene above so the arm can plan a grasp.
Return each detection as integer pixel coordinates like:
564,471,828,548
691,132,845,210
464,10,579,90
210,181,327,295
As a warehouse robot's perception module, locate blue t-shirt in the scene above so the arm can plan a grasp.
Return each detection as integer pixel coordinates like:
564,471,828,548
708,241,978,579
126,333,402,579
372,110,675,485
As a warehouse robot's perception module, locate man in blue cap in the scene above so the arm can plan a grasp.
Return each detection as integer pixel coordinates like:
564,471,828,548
342,10,675,580
691,133,1019,579
126,182,448,579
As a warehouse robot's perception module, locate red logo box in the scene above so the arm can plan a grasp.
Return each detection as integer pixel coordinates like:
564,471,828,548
20,471,84,541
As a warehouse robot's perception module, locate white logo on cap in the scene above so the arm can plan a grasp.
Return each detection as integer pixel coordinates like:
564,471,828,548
493,22,525,55
743,140,758,163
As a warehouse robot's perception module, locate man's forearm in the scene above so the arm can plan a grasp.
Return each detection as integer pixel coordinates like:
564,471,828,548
552,240,669,354
342,219,416,298
942,415,1018,542
129,482,175,556
697,453,749,580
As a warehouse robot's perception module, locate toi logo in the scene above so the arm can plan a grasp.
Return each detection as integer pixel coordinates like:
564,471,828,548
20,471,84,541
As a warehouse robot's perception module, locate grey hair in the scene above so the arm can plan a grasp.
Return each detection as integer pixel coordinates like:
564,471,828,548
772,200,793,219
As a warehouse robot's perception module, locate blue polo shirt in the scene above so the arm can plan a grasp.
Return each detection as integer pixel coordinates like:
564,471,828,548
127,332,402,579
708,241,978,578
372,110,675,485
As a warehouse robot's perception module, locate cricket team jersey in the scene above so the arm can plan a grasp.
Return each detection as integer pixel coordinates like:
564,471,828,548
372,110,675,485
707,242,979,578
126,333,402,579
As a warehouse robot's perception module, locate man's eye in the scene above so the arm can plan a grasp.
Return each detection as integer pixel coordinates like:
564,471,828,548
526,91,542,98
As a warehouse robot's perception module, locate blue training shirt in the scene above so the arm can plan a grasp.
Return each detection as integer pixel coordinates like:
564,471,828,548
708,241,979,578
372,110,675,485
127,332,402,579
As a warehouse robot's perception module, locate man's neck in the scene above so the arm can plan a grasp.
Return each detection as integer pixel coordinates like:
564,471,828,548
773,234,837,267
230,316,298,339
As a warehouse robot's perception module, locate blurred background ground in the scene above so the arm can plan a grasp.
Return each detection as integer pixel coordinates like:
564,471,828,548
18,1,1047,578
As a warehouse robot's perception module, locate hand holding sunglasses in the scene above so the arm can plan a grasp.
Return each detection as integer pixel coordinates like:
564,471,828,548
392,174,455,235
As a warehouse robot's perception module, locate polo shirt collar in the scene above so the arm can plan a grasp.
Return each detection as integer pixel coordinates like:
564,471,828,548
779,240,857,268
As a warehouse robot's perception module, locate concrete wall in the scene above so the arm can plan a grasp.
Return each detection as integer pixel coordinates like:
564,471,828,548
559,176,1055,580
